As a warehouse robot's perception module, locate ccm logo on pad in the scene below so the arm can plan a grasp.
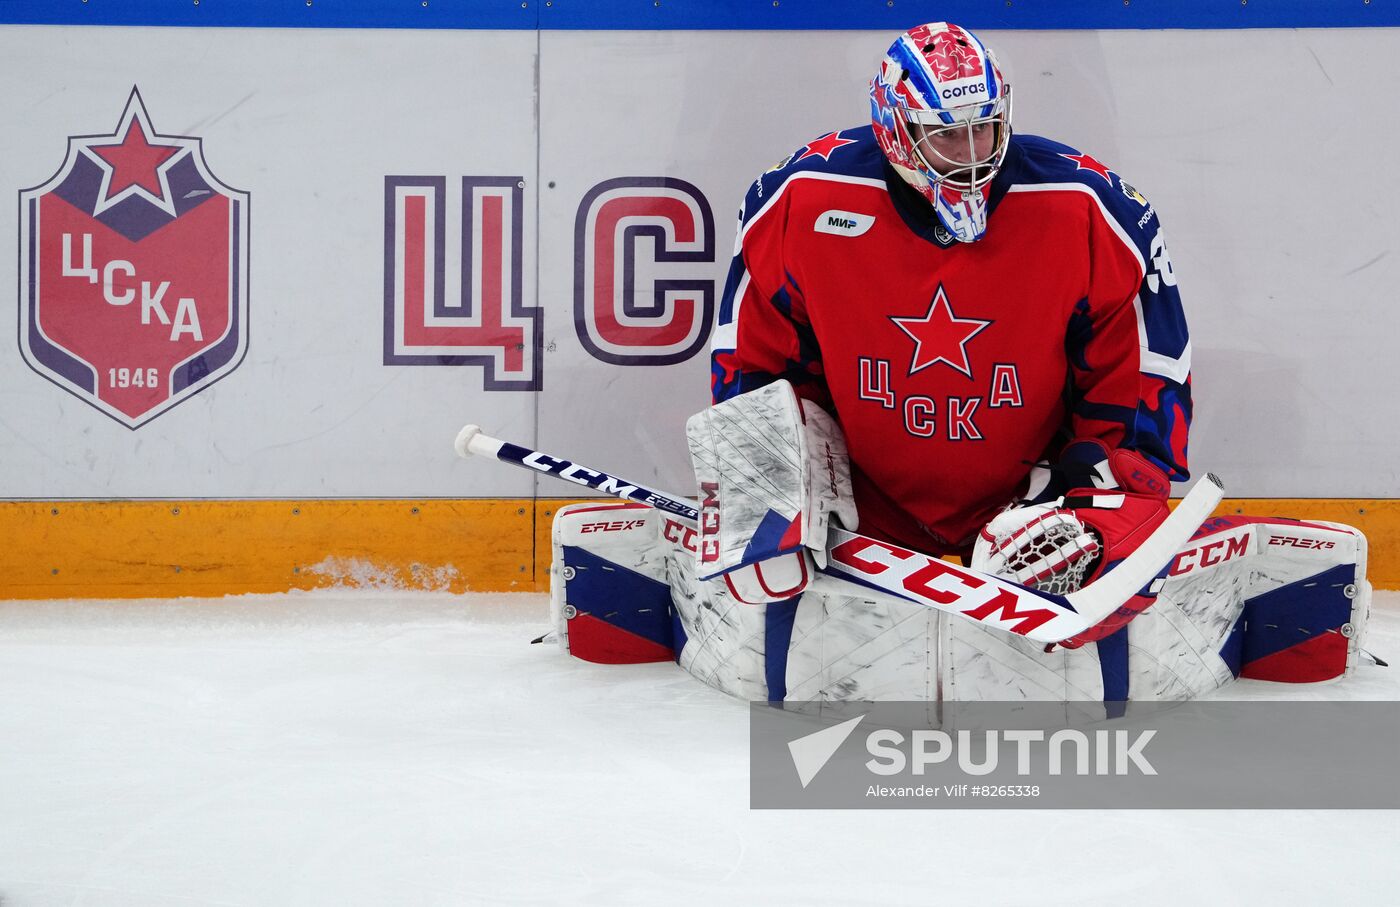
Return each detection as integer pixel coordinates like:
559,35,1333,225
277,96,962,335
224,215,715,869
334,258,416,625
814,210,874,237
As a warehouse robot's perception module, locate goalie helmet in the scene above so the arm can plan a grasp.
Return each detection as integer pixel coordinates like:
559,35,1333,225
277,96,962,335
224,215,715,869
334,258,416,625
870,22,1013,243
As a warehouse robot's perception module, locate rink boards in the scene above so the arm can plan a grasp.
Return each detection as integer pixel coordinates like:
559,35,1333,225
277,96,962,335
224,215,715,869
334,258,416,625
1,19,1398,596
1,497,1397,597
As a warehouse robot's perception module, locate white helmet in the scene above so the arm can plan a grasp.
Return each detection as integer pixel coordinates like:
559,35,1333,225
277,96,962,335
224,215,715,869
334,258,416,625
870,22,1013,242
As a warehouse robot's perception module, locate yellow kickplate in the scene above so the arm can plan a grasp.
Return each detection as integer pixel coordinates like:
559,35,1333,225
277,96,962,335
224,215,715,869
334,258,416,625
1209,498,1400,589
1,499,537,599
533,498,1400,589
0,497,1395,600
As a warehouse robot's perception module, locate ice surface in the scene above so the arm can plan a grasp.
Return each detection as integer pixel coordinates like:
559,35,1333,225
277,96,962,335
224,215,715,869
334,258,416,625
1,591,1397,906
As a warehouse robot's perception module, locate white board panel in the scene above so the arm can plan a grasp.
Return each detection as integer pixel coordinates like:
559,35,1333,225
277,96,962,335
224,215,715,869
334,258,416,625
1,25,1396,499
539,28,1400,498
0,26,541,497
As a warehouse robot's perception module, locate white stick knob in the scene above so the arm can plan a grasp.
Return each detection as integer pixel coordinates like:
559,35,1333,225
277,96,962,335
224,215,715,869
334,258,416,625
454,424,481,459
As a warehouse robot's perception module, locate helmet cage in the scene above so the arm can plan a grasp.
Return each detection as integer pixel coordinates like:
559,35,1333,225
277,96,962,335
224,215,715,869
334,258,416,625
901,93,1013,193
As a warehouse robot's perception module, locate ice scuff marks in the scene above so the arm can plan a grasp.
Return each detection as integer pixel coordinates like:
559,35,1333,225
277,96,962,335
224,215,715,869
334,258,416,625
304,557,462,592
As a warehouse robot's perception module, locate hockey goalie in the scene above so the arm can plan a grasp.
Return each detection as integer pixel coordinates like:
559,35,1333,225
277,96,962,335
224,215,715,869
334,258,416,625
544,22,1371,705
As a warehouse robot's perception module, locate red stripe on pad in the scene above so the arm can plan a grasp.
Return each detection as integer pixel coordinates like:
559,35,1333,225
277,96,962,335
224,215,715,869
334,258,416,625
1241,630,1349,683
566,612,673,665
778,512,804,551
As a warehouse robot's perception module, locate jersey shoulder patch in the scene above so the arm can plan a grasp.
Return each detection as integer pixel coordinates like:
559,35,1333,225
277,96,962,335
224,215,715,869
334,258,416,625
1005,133,1161,248
742,125,889,228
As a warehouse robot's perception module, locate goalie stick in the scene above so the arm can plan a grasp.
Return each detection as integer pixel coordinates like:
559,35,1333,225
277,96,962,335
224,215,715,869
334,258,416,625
454,424,1225,645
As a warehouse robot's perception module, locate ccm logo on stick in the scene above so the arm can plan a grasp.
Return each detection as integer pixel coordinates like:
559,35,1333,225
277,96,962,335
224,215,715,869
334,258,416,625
830,536,1058,635
521,452,639,496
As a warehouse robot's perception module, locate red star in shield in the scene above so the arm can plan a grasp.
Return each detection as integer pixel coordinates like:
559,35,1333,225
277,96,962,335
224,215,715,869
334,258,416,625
890,286,992,379
89,116,184,209
796,131,858,162
1060,152,1114,184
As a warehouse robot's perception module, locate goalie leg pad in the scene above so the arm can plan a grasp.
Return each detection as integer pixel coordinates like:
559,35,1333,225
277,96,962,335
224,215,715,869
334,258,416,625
548,506,1370,698
550,502,775,698
550,502,677,664
1163,516,1371,683
1230,563,1360,682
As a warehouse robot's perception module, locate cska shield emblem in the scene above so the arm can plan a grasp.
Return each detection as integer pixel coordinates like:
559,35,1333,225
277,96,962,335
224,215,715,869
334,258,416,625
19,88,249,428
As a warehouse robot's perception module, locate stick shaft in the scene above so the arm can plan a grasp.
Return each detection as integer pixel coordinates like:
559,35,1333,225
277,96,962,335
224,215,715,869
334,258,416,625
460,426,699,521
456,424,1223,644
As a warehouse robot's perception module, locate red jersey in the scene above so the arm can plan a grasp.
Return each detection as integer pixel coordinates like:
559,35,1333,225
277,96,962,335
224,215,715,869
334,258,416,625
712,128,1191,556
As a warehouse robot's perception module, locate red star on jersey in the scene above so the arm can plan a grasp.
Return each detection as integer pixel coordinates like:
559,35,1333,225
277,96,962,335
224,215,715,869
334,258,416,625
890,286,992,379
90,117,183,206
1059,152,1114,184
796,131,858,162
